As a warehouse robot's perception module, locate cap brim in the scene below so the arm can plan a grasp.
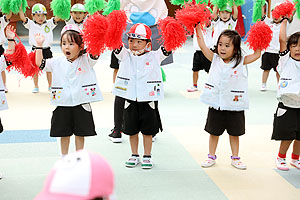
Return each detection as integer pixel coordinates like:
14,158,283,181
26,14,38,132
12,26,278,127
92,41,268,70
35,191,91,200
71,9,86,12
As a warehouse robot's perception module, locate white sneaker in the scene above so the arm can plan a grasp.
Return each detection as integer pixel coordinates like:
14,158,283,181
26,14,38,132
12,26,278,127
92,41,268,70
32,87,39,93
201,158,216,168
152,135,157,142
4,86,8,93
125,156,140,168
141,157,153,169
187,86,198,92
276,157,289,171
290,159,300,170
231,159,247,170
260,84,267,91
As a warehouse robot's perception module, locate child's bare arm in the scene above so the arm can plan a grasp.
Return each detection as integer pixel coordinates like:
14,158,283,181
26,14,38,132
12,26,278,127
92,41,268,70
212,5,218,20
244,49,261,65
54,16,61,23
19,6,27,22
232,3,238,20
196,24,213,61
35,34,45,67
5,25,16,54
5,12,12,20
279,19,288,52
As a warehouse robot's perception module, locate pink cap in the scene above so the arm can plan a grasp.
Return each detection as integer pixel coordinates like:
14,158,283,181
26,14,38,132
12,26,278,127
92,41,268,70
61,24,82,35
35,150,114,200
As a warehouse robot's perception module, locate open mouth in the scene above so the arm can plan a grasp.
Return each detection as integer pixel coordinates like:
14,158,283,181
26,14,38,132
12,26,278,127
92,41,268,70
66,52,71,56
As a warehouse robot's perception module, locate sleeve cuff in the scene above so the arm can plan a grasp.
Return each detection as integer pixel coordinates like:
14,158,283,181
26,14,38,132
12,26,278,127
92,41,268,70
161,46,172,56
279,49,289,57
23,18,29,25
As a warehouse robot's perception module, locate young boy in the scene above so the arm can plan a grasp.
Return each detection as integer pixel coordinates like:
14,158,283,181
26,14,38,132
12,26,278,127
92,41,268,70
0,11,12,93
113,23,171,169
65,3,88,31
212,3,238,47
19,3,60,93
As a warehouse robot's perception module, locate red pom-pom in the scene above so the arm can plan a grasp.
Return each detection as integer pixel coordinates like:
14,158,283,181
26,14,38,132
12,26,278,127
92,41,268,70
21,51,40,78
105,10,127,50
158,17,187,51
4,41,33,75
245,21,273,51
272,0,295,19
83,13,109,55
175,3,212,35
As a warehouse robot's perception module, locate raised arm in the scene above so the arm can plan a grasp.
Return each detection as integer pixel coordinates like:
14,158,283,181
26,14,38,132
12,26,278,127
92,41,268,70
5,25,16,54
244,49,261,65
35,34,45,67
232,2,238,20
212,5,218,20
5,11,12,20
19,6,27,22
195,24,213,61
279,19,288,52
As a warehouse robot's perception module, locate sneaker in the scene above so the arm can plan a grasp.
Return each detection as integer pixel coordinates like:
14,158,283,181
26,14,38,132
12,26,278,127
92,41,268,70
125,156,140,168
4,86,8,93
231,159,247,170
48,87,51,92
290,159,300,170
260,84,267,91
32,87,39,93
201,158,216,168
276,157,289,171
152,135,157,142
187,86,198,92
141,157,153,169
108,129,122,143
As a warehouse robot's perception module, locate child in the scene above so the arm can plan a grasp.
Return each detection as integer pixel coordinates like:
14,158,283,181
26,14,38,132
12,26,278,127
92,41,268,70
187,20,213,92
35,24,102,156
35,150,114,200
19,3,60,93
212,3,238,48
0,11,12,93
272,18,300,171
112,23,171,169
0,25,18,179
260,2,293,91
65,3,88,31
196,25,261,170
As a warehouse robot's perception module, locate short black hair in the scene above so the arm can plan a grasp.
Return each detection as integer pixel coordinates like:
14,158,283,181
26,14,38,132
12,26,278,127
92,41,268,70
287,32,300,50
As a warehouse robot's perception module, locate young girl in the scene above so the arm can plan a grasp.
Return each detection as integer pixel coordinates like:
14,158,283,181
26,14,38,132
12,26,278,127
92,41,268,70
272,18,300,171
196,25,261,170
112,23,171,169
19,3,60,93
0,25,18,179
35,24,102,156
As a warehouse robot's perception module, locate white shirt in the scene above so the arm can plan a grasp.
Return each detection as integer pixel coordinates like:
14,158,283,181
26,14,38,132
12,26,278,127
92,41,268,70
193,25,213,50
263,16,282,53
65,16,87,31
113,47,168,101
277,51,300,108
200,54,248,111
0,16,9,45
43,54,103,106
212,16,237,46
23,17,57,47
0,56,8,111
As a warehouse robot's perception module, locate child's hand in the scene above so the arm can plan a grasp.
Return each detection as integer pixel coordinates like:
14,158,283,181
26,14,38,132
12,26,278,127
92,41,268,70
6,25,16,40
35,33,45,47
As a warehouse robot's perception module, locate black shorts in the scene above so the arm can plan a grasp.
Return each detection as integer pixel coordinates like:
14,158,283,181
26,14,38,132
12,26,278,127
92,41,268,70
32,46,53,59
123,100,162,136
50,104,97,137
261,52,279,71
204,107,245,136
272,102,300,140
193,50,211,72
0,117,3,133
0,45,4,56
110,52,120,69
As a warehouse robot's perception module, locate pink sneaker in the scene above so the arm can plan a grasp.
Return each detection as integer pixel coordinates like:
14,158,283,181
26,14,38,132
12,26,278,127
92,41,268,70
187,86,198,92
291,159,300,170
276,157,289,171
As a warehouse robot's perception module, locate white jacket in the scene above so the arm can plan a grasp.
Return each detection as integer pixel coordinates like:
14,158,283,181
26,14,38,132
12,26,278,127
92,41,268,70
113,47,168,101
277,51,300,108
43,54,103,106
200,54,248,111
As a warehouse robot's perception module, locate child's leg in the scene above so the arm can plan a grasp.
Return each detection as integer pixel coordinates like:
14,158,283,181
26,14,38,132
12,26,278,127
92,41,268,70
61,136,71,155
113,69,119,83
33,73,39,88
1,71,6,86
229,135,239,157
192,71,199,86
46,72,52,88
292,140,300,155
262,70,270,84
75,136,84,151
129,134,139,155
279,140,293,155
276,71,280,83
209,134,219,156
143,135,152,156
291,140,300,169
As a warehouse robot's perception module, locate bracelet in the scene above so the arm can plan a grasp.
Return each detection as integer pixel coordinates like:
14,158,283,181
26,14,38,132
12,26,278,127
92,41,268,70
7,39,15,41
